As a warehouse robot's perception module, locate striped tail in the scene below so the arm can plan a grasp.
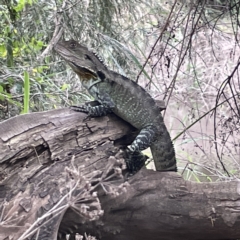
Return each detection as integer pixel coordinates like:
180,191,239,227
150,128,177,171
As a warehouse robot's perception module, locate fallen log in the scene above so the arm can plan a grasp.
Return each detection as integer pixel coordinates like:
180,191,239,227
0,108,239,240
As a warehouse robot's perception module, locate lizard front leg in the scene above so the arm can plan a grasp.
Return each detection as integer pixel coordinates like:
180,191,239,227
71,92,115,117
71,104,112,117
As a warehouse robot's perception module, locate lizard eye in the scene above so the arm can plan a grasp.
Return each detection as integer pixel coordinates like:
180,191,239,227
85,55,92,61
70,42,76,48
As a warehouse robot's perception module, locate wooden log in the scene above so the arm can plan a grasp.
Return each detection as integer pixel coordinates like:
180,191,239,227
0,109,239,240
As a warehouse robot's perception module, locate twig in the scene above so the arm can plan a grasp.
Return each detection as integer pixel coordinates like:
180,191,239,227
135,0,178,83
38,0,68,60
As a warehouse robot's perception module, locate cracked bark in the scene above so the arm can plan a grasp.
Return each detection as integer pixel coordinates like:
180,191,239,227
0,108,240,240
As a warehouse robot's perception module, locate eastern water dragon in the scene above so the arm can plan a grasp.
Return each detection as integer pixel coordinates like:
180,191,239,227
54,40,177,172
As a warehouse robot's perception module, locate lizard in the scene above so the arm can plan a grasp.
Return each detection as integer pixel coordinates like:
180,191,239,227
54,39,177,173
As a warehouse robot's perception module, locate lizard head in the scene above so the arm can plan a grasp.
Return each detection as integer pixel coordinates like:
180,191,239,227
54,40,104,80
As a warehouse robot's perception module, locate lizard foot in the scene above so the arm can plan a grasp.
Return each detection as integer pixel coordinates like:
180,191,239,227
124,148,148,173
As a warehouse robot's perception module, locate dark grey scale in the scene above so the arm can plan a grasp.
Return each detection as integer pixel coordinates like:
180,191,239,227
71,104,111,117
88,105,112,117
125,150,148,172
139,127,156,142
128,126,158,152
158,157,175,170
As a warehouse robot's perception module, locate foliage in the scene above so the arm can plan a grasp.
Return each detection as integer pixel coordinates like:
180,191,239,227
0,0,240,179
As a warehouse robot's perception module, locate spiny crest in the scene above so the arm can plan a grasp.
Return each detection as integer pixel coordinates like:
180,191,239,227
89,45,128,80
88,45,129,78
89,47,108,68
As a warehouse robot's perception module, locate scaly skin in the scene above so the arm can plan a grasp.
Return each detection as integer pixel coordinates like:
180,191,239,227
54,39,177,172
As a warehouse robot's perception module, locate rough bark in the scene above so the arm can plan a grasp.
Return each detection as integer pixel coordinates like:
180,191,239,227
0,108,240,240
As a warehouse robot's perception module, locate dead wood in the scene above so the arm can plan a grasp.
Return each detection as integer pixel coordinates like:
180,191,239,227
0,108,240,240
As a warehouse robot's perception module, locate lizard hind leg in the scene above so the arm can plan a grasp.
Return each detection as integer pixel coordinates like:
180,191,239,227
126,125,157,172
128,125,158,152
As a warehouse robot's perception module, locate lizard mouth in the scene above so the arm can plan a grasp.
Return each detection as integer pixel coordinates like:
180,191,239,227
70,62,97,79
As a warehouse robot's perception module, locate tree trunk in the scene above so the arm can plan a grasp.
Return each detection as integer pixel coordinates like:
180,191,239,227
0,108,239,240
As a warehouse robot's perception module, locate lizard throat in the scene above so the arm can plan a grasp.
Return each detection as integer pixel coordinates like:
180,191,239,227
71,62,97,80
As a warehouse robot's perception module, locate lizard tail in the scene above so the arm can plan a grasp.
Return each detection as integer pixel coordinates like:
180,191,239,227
150,129,177,171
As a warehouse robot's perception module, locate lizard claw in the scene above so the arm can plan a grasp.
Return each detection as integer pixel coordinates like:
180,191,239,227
70,105,89,113
83,115,91,121
70,105,92,121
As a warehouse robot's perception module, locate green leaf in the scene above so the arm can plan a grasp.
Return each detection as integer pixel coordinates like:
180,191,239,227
61,83,69,91
0,44,7,57
0,85,5,101
14,0,34,12
23,71,30,114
